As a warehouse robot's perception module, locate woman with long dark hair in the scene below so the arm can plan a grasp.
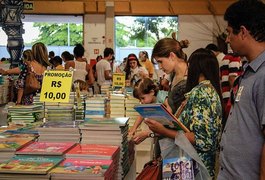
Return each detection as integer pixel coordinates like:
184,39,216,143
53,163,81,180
145,48,223,178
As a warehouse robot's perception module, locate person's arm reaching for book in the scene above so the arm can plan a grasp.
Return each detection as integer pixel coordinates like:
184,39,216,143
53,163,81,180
129,116,144,136
144,118,195,144
133,130,151,145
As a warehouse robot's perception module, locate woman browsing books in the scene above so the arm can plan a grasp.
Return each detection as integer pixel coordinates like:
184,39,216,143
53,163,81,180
145,48,223,178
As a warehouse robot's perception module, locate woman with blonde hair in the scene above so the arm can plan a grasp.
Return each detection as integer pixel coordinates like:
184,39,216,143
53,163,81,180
15,42,51,105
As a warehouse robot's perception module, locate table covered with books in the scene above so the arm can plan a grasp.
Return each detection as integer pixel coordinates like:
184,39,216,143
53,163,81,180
0,117,136,180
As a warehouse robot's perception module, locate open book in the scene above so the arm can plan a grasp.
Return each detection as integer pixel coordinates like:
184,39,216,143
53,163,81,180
134,103,190,133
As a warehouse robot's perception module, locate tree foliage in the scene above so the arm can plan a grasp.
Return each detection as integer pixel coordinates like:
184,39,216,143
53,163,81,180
130,17,178,47
32,23,83,46
116,16,178,47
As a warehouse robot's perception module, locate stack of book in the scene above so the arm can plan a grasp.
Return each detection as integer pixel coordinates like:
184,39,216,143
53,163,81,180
85,96,106,119
33,93,74,121
100,85,110,95
74,92,87,121
50,158,114,180
15,141,76,156
0,142,76,179
0,155,63,180
79,117,131,179
35,121,81,143
125,95,140,127
0,75,9,104
7,105,43,124
61,144,120,179
0,138,35,163
109,94,125,118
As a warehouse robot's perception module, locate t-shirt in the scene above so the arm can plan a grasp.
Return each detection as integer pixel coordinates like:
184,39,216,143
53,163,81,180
155,90,168,104
140,59,154,76
72,61,88,82
96,59,111,86
129,66,148,83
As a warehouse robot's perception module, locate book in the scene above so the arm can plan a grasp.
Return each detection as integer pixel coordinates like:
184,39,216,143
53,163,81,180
16,142,76,156
0,155,63,174
0,138,34,152
134,103,190,132
81,117,129,128
50,158,113,174
66,144,119,160
162,157,194,180
0,129,38,139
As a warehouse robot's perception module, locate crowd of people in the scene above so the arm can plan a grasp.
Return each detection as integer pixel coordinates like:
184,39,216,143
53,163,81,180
0,0,264,179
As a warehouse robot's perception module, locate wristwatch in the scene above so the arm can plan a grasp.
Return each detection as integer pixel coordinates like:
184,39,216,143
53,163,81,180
149,132,155,138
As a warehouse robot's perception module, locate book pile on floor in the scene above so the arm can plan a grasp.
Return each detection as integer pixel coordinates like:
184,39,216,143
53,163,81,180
36,121,81,143
109,94,125,118
85,96,106,119
125,94,139,127
79,117,132,179
54,144,120,180
7,105,43,124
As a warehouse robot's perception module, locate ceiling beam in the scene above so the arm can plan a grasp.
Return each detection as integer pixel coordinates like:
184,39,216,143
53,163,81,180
24,0,236,15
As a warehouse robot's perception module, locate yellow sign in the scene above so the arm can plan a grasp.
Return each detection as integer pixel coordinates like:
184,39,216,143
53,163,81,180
112,73,125,87
40,70,73,103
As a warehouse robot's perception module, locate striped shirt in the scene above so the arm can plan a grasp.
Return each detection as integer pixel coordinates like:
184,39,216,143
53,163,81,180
220,54,242,101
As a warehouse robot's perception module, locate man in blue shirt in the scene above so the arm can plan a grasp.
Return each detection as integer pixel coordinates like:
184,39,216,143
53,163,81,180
218,1,265,180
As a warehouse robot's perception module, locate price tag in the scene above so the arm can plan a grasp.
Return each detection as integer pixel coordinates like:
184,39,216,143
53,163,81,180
40,70,73,102
112,73,125,87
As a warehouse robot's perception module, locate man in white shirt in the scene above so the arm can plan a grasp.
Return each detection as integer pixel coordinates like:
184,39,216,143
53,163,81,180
96,48,114,88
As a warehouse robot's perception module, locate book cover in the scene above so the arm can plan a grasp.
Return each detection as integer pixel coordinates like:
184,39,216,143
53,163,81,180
66,144,119,159
0,130,38,139
134,103,189,132
50,158,112,175
0,155,63,174
0,138,34,152
16,142,76,155
82,117,129,127
162,157,194,180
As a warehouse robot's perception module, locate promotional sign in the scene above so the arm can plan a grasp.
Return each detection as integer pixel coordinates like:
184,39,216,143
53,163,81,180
40,70,73,103
112,73,125,87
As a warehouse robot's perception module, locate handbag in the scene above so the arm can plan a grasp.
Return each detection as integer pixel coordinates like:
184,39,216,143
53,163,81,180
24,62,41,95
136,158,162,180
136,100,189,180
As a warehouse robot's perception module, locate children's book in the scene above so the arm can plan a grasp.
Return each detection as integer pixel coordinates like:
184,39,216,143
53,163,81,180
50,158,112,175
134,103,190,132
16,142,76,155
0,155,63,174
0,138,34,152
80,117,129,131
66,144,119,159
162,156,194,180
